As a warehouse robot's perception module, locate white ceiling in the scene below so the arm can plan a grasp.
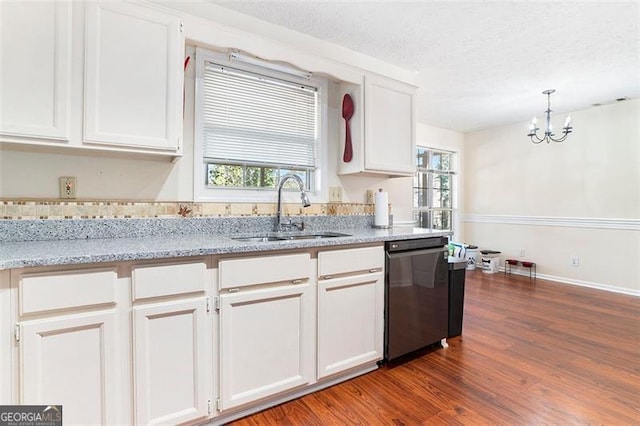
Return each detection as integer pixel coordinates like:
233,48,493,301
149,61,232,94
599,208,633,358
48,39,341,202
209,0,640,133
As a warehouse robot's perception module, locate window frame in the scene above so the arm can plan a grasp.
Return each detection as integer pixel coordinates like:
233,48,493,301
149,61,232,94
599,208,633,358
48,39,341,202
413,147,456,231
193,47,328,202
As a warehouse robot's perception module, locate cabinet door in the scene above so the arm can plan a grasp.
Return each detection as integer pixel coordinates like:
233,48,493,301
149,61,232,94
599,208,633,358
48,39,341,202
364,75,416,175
0,1,71,141
317,272,384,379
0,270,10,404
20,311,118,425
84,1,183,152
219,284,313,410
133,298,210,425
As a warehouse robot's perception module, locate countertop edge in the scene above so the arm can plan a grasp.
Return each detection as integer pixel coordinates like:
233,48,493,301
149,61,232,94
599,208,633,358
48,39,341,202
0,228,452,270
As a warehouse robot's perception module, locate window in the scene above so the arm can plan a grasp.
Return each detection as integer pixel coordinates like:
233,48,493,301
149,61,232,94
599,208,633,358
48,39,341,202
414,148,455,231
194,48,324,200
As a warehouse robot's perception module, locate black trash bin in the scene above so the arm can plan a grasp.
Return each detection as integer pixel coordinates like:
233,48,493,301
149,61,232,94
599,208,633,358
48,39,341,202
448,259,467,337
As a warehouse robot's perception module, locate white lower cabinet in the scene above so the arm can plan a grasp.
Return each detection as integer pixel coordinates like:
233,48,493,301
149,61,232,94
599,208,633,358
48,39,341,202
317,246,385,379
133,298,210,425
20,311,119,425
131,259,212,425
3,245,386,424
13,266,123,424
317,273,384,378
8,259,214,425
218,284,313,410
217,253,314,411
0,270,10,404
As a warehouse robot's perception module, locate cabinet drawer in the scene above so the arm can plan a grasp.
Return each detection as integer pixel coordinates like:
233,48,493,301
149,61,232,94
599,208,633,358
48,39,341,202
318,246,384,277
132,261,206,301
219,253,310,290
19,268,117,315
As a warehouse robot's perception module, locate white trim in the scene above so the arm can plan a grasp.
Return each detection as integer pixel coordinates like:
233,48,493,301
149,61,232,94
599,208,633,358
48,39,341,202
500,267,640,297
463,214,640,231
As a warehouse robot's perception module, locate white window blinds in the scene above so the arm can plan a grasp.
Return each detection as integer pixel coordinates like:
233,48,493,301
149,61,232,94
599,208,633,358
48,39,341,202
202,61,318,169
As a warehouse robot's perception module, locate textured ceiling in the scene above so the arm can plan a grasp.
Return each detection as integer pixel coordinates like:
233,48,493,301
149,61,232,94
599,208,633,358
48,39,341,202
208,0,639,133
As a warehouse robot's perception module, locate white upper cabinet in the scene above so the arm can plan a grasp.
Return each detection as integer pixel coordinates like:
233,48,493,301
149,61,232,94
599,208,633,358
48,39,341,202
0,1,71,141
338,75,416,177
84,1,183,153
364,75,416,175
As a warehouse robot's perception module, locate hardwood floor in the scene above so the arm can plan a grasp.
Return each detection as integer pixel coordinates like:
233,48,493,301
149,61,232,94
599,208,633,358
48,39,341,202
230,270,640,425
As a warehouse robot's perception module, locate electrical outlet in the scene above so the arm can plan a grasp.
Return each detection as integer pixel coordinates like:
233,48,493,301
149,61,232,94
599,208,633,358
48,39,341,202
59,177,77,199
570,256,579,267
328,186,343,203
366,189,375,204
519,249,525,257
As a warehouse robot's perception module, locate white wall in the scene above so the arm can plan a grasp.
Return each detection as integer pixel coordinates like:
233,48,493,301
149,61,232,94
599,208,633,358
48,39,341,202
463,99,640,295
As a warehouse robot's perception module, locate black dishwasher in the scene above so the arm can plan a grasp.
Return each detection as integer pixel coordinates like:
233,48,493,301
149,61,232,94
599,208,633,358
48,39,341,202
384,237,449,361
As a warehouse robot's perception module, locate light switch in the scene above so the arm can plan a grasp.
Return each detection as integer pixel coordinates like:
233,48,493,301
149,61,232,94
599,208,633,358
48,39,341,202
329,186,343,202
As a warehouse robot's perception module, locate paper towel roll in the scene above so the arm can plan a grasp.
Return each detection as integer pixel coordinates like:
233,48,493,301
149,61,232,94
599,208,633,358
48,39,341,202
374,190,389,228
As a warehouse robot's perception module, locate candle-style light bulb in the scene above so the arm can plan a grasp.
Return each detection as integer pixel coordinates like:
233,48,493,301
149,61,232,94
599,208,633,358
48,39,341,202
531,116,537,125
564,115,572,128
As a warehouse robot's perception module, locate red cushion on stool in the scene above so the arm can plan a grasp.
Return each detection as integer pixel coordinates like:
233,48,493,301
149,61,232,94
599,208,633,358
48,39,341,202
522,261,534,267
506,259,519,265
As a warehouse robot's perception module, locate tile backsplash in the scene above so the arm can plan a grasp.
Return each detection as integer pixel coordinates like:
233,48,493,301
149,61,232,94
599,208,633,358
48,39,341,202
0,200,376,220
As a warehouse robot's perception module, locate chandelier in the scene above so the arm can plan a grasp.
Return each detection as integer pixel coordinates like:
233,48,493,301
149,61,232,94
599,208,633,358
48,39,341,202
527,89,573,144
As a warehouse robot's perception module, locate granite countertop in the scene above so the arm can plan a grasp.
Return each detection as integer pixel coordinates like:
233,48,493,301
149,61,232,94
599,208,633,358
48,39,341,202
0,227,450,270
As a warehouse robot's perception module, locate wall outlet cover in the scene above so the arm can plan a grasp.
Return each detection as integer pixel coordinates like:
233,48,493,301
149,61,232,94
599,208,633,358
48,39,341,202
59,177,77,199
366,189,375,204
329,186,343,203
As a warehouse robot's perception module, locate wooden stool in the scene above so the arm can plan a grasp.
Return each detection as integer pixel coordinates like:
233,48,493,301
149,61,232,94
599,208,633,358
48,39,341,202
505,259,536,281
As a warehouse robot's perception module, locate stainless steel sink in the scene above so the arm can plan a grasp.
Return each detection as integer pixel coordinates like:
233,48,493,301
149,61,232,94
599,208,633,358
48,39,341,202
282,232,351,240
230,232,351,242
231,236,286,242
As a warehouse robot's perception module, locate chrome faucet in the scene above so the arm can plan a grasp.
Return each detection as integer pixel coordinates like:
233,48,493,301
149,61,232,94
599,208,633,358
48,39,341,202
276,173,311,232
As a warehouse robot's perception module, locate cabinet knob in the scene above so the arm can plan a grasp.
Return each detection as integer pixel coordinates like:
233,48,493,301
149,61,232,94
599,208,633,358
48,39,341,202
292,279,303,284
369,269,379,273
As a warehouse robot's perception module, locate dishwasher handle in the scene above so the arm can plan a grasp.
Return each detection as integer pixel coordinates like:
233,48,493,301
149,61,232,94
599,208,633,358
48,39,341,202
386,246,447,260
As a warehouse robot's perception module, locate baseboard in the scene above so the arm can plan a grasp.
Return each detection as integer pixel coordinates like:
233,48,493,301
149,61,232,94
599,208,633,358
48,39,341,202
499,266,640,297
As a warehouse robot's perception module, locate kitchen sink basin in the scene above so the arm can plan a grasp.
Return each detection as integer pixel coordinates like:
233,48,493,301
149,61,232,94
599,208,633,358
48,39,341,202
230,232,351,242
231,236,286,242
283,232,351,240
